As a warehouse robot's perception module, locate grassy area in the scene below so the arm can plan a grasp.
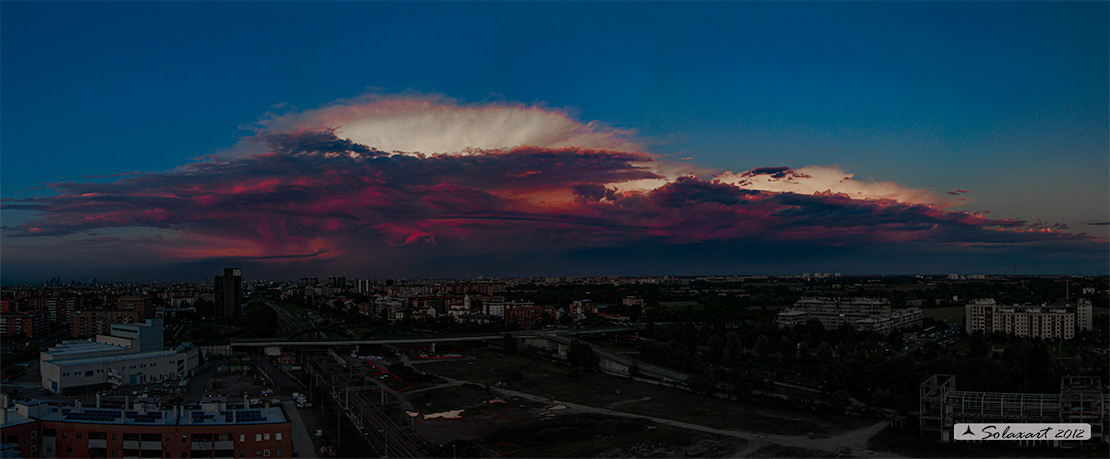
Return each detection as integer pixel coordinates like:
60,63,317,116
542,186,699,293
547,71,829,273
746,444,836,458
868,425,1110,458
419,348,873,436
485,413,746,458
922,306,965,322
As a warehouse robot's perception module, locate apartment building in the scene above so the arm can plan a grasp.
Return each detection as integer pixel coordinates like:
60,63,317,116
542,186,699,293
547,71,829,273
965,299,1093,339
70,308,142,338
777,297,922,334
0,395,292,459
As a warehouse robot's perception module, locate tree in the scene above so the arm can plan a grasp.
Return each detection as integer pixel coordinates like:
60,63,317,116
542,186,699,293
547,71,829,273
502,333,518,353
816,341,835,363
798,342,813,361
628,361,641,378
707,334,724,362
567,340,599,369
754,335,772,359
725,331,742,358
779,336,795,359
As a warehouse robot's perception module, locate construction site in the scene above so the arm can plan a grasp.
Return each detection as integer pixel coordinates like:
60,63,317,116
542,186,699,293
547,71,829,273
920,375,1109,447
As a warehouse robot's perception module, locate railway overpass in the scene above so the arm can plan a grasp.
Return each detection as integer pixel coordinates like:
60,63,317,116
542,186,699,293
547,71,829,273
226,326,644,348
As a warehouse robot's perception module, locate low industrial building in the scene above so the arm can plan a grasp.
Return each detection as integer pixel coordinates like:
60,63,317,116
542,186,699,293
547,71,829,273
40,319,200,395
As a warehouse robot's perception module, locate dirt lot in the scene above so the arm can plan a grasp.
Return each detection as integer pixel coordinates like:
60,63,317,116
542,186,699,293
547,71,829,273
416,347,872,436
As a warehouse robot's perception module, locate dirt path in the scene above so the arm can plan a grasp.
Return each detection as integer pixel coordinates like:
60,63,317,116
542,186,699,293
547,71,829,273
407,355,899,457
484,383,898,457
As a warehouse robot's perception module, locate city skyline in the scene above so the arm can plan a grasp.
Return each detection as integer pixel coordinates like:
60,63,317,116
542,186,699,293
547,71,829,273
2,1,1107,282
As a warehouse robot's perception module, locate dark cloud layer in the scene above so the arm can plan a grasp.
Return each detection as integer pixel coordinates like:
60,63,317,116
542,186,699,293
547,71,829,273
3,125,1105,280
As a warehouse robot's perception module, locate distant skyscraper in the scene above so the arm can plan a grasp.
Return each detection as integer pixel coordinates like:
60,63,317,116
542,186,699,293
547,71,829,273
214,268,242,318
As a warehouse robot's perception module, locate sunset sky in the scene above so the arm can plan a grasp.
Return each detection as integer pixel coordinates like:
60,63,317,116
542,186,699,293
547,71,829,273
2,1,1107,282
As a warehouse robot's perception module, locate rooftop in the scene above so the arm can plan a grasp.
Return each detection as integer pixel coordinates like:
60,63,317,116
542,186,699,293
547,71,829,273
49,348,187,367
44,340,130,358
46,404,287,426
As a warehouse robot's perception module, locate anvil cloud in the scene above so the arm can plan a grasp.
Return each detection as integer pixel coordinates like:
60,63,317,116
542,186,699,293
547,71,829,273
2,96,1104,278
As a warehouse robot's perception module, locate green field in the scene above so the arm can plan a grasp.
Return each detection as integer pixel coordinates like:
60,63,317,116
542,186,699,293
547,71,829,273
922,306,965,322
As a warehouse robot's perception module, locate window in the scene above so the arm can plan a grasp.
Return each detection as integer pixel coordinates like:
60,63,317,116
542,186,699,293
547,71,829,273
240,452,245,458
112,434,117,441
67,446,73,454
239,434,245,442
276,450,281,457
264,450,270,457
263,433,270,440
256,450,262,457
274,433,281,441
255,434,261,442
62,431,67,438
46,446,53,453
182,435,187,442
76,432,82,439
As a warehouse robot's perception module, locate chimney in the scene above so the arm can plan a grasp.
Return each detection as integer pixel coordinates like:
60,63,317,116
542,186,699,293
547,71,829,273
96,393,102,408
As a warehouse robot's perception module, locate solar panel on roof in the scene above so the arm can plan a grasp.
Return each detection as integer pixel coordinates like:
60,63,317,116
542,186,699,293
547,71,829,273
134,412,162,423
64,409,121,423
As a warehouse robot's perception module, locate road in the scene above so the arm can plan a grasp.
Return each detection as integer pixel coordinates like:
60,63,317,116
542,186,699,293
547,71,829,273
282,401,319,459
251,352,300,389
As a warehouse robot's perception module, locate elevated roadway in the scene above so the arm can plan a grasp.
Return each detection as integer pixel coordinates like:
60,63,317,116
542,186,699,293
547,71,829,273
227,326,643,348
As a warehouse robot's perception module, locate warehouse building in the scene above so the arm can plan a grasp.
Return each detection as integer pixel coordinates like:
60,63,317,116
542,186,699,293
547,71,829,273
40,319,200,395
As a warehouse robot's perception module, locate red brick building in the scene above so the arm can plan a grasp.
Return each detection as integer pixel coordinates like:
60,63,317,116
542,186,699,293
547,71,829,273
69,308,143,338
2,398,293,459
504,306,557,328
1,312,49,338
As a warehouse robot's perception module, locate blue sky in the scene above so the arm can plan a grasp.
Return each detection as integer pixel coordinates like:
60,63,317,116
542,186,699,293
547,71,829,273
2,1,1107,281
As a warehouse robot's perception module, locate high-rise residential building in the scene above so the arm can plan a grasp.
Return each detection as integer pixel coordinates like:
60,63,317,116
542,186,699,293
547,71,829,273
965,298,1092,340
214,268,243,318
356,278,371,294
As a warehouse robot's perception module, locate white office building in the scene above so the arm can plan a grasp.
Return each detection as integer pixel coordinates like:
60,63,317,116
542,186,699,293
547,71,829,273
40,319,200,395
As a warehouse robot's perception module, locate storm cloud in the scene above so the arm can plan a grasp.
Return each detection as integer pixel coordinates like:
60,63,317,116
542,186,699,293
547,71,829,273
2,96,1105,278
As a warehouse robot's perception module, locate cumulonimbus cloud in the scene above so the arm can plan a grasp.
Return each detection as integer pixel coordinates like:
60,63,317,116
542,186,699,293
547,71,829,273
2,95,1103,272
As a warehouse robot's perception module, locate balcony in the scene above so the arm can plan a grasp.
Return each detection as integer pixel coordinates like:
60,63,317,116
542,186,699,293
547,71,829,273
214,440,235,449
192,441,214,451
123,441,139,449
87,439,107,449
